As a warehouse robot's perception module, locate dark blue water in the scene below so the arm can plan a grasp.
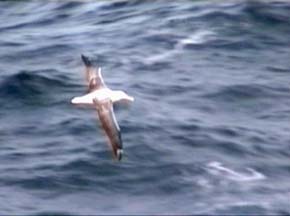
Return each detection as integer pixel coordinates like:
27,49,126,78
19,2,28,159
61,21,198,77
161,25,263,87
0,0,290,214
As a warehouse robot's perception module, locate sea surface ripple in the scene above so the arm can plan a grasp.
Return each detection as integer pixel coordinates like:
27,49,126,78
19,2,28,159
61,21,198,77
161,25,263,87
0,0,289,215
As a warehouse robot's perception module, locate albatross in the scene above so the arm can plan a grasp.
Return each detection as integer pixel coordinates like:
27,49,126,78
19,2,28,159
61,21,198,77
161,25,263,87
71,54,134,160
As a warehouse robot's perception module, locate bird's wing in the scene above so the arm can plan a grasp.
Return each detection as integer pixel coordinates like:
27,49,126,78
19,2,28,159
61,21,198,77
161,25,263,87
81,54,106,92
93,98,123,160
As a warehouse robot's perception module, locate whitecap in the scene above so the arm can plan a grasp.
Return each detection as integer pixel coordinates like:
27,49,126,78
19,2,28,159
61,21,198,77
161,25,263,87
144,50,179,65
206,161,266,182
176,30,216,48
144,29,216,64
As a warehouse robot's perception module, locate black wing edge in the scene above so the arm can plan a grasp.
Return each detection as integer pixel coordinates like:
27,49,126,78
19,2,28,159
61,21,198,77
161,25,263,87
94,98,123,161
81,54,93,67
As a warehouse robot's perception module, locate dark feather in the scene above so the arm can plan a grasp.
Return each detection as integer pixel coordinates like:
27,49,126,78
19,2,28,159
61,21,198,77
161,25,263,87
94,99,123,161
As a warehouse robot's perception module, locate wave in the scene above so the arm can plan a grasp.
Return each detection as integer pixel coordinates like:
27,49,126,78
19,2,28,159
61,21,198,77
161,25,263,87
242,1,290,25
193,0,290,26
144,29,216,64
178,30,216,47
266,66,290,73
206,161,265,182
0,70,77,106
204,83,285,102
33,212,71,216
0,0,289,214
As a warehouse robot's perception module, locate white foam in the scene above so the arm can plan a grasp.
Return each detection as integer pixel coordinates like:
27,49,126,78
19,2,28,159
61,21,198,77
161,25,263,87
207,161,266,182
144,30,215,64
145,50,179,64
177,30,216,47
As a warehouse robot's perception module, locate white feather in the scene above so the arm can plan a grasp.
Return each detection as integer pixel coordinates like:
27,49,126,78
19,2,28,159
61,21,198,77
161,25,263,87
71,88,134,105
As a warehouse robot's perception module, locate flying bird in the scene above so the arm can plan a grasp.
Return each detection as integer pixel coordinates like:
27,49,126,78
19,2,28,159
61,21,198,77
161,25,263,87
71,55,134,160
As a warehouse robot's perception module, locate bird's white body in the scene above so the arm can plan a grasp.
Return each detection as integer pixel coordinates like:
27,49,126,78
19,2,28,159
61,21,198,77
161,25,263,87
71,87,134,106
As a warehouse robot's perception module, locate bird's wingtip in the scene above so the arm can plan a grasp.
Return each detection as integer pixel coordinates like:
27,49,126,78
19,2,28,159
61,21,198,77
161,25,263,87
81,54,92,67
116,149,123,161
71,97,77,104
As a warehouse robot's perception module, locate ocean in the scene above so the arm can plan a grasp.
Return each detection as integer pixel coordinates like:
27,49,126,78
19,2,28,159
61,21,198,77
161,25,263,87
0,0,289,215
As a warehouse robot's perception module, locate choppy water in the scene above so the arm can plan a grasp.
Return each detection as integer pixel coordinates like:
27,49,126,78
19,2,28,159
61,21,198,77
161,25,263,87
0,0,290,215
